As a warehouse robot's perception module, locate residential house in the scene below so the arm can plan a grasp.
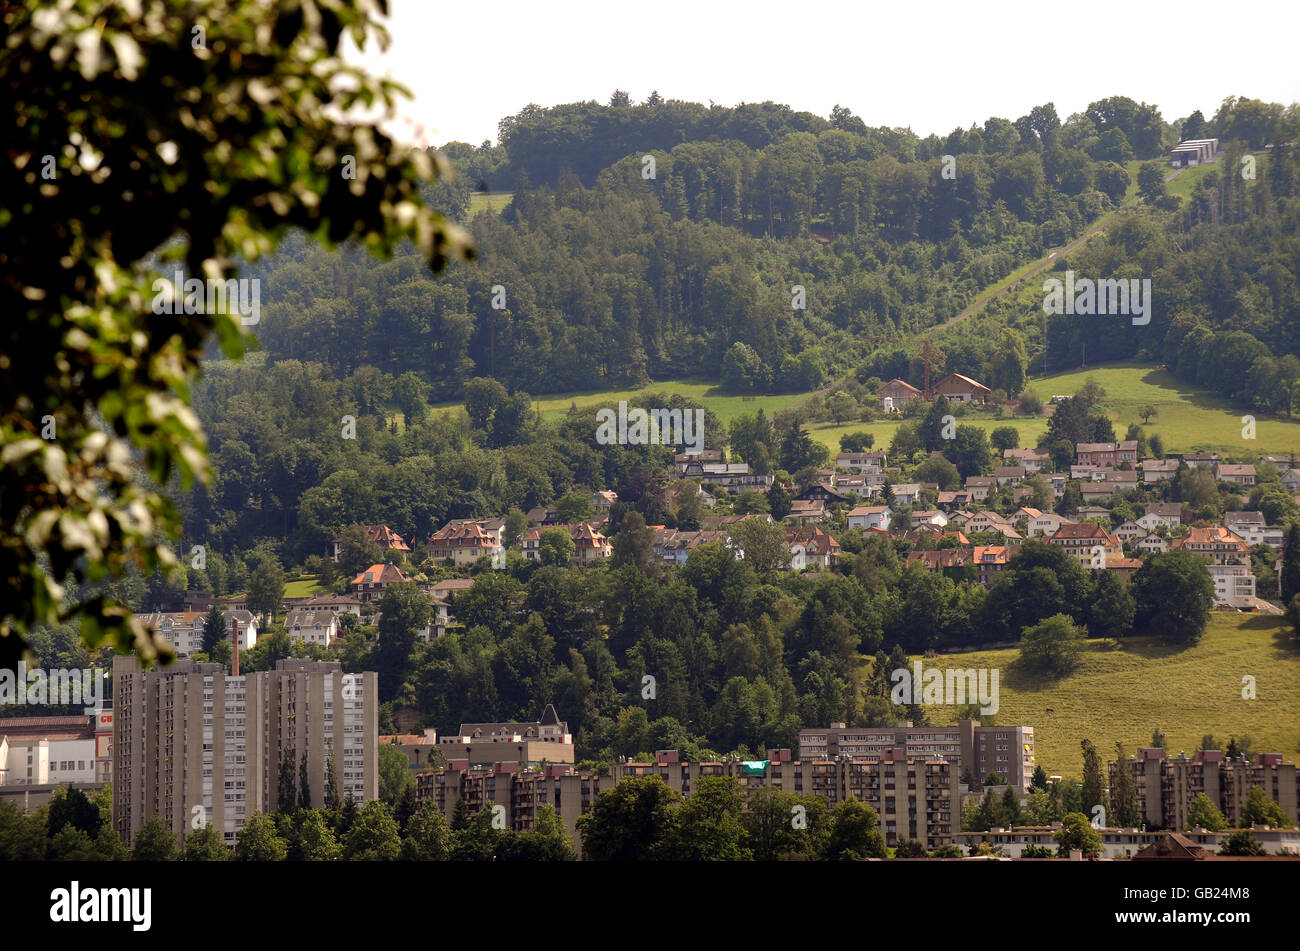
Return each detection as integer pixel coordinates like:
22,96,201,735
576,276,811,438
945,510,975,528
440,517,507,547
1106,557,1144,584
698,462,774,491
426,522,505,567
524,506,561,526
1171,526,1250,564
910,510,950,528
285,609,341,648
933,373,991,405
786,527,841,570
331,524,411,562
786,499,827,525
349,563,413,603
1075,441,1139,467
1023,511,1075,538
964,510,1012,535
972,545,1012,587
654,529,732,566
1114,520,1148,543
1003,448,1049,471
906,547,975,578
878,379,922,411
1182,451,1221,469
1048,523,1122,569
847,505,892,531
522,524,612,564
1282,469,1300,493
964,477,994,502
1141,459,1179,483
136,610,258,657
1215,463,1256,486
799,483,851,506
702,513,773,531
889,482,923,505
836,451,887,474
1079,474,1136,503
994,466,1026,487
1223,512,1283,548
936,490,973,509
590,490,619,511
1138,503,1183,532
1207,563,1258,609
285,593,362,616
429,578,474,604
1134,534,1169,554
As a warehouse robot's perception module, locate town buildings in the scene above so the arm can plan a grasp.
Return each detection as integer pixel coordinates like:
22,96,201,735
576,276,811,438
112,657,377,847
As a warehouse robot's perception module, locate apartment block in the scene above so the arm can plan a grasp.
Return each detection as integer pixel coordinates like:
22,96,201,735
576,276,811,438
113,657,378,847
799,720,1036,795
1109,747,1299,830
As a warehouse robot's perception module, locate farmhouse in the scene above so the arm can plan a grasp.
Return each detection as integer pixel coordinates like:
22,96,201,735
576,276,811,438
933,373,991,405
878,379,922,411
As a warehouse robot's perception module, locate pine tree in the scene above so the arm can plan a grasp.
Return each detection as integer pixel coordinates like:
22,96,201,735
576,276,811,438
298,753,311,810
1031,765,1048,791
339,790,358,835
1080,739,1108,824
277,751,296,814
1110,743,1140,827
324,754,341,812
201,604,226,655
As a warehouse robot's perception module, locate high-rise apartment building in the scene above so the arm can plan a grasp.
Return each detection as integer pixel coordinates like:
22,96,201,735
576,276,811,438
113,657,377,847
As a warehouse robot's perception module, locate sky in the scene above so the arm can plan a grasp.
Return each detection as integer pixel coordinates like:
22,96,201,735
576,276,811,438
348,0,1300,149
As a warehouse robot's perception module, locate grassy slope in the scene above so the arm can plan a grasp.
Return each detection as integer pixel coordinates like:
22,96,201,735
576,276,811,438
899,614,1300,780
805,362,1300,456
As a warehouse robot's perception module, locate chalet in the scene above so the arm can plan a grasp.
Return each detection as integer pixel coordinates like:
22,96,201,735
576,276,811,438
879,379,922,411
1215,463,1256,486
846,505,892,531
332,524,411,562
933,373,991,405
426,522,505,567
349,563,413,603
799,483,851,505
1075,441,1138,467
964,477,994,501
1141,459,1179,483
285,609,341,648
786,527,841,570
994,466,1026,487
1003,448,1049,471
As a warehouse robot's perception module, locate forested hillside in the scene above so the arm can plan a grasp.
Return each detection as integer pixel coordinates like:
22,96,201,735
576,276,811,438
245,95,1300,399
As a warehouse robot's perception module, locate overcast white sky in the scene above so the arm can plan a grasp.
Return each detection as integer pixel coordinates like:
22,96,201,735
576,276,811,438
350,0,1300,148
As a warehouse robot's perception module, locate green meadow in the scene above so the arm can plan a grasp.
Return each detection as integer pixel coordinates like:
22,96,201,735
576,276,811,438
898,613,1300,780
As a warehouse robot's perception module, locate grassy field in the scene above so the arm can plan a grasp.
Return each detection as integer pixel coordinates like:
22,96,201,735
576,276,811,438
1032,362,1300,455
468,191,513,216
807,415,1048,456
283,575,323,598
806,362,1300,457
529,379,818,426
902,613,1300,780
